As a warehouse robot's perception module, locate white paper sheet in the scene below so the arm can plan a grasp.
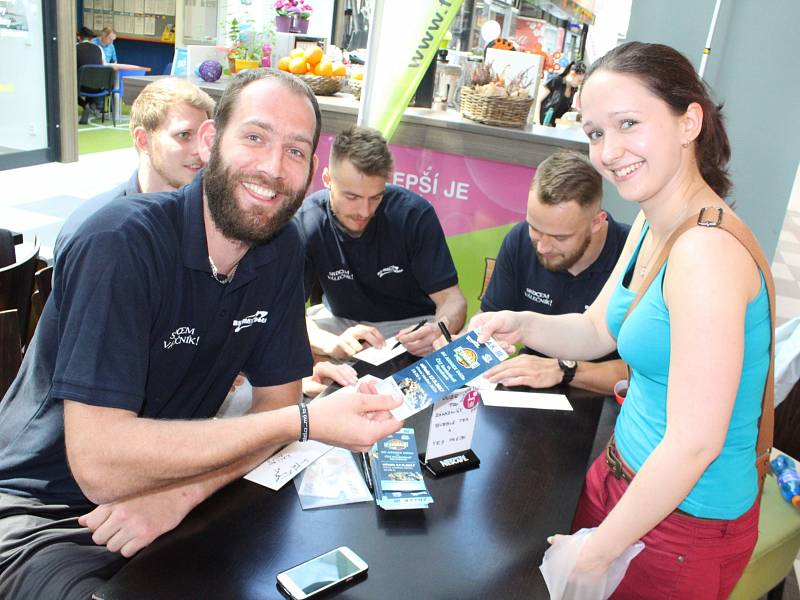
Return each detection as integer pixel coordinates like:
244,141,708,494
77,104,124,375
352,336,407,366
244,440,332,491
481,390,572,411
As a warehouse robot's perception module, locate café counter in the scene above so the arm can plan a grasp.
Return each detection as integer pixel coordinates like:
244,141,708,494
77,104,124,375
122,75,587,167
122,76,588,314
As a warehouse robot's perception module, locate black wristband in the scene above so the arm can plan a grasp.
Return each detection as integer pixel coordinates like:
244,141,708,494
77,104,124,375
298,402,309,442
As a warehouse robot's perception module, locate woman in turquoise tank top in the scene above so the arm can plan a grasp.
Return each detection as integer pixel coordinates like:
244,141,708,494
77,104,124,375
474,42,771,599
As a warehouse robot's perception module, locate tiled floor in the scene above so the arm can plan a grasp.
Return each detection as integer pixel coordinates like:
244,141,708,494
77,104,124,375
0,147,137,259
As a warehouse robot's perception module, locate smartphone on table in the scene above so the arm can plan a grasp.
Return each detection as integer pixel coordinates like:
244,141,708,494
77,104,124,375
276,546,368,599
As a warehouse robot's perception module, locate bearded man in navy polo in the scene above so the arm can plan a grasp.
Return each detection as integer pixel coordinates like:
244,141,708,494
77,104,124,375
295,126,467,358
481,150,630,394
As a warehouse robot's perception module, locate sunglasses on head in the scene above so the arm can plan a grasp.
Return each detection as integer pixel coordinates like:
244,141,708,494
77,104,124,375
572,62,587,74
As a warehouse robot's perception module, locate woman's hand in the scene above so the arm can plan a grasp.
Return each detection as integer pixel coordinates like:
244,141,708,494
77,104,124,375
470,311,527,352
550,533,613,576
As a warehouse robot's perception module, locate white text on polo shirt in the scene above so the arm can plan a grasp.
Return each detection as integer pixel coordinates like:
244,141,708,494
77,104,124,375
377,265,404,278
328,269,353,281
233,310,269,333
164,326,200,349
525,288,553,306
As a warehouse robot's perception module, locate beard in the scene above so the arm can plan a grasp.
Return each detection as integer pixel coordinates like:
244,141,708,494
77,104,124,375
535,231,591,272
204,141,310,244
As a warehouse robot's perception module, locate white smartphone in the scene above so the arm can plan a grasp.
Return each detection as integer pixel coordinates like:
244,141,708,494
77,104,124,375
276,546,368,600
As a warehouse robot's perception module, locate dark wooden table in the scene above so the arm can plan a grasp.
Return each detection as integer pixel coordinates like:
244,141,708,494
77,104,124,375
94,355,611,600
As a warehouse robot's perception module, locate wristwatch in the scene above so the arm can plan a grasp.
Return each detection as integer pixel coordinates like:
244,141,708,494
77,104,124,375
558,359,577,386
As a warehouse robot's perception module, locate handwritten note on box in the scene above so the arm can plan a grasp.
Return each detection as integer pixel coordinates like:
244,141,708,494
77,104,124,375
425,388,480,461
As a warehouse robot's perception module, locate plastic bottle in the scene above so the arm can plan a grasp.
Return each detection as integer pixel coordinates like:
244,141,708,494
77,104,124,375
771,454,800,508
542,107,555,126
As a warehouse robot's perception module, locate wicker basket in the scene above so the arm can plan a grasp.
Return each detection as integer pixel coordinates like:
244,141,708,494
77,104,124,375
460,86,534,128
348,78,362,100
299,74,344,96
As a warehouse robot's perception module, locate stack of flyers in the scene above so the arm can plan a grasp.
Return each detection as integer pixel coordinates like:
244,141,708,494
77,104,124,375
369,428,433,510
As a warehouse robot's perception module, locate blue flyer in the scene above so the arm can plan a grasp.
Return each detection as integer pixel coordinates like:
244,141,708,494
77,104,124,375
375,428,426,492
377,330,508,420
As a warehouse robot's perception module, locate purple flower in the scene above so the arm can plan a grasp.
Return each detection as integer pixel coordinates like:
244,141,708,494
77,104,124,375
274,0,312,17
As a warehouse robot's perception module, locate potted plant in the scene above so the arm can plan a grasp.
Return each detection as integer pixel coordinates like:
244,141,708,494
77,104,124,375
227,19,270,73
274,0,313,33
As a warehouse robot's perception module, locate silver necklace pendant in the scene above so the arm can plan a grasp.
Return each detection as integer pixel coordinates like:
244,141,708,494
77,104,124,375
208,255,238,285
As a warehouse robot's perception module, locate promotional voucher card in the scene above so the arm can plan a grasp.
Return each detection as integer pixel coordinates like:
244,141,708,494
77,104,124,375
377,330,508,420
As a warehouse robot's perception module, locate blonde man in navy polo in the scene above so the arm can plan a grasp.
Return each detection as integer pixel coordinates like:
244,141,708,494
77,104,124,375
0,70,402,600
296,126,467,359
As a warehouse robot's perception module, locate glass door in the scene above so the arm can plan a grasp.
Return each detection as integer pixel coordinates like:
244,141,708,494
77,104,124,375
0,0,59,170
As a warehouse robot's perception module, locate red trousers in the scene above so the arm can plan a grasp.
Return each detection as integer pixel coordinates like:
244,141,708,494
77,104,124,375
571,454,759,600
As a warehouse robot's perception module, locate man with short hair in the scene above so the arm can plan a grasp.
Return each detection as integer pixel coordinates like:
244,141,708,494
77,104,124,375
481,150,630,394
58,77,215,255
91,26,118,64
0,69,402,600
295,126,467,358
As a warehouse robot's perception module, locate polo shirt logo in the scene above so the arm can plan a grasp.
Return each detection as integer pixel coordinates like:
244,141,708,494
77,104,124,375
327,269,353,281
376,265,404,278
233,310,269,333
164,326,200,349
525,288,553,306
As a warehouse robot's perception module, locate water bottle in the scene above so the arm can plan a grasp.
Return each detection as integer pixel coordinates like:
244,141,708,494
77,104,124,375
771,454,800,508
542,107,555,126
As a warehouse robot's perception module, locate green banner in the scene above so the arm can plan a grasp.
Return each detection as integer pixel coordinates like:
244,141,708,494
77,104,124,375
358,0,464,141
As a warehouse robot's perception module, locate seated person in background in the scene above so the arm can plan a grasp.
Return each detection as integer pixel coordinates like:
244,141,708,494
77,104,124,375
76,26,95,43
481,150,630,394
0,69,402,600
92,26,117,64
295,126,467,358
56,77,215,256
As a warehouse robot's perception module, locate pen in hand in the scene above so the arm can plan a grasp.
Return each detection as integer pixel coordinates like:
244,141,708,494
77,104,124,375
391,319,428,350
359,451,374,493
438,321,453,343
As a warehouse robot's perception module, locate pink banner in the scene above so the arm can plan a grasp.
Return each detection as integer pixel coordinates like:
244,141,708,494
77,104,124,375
310,134,534,237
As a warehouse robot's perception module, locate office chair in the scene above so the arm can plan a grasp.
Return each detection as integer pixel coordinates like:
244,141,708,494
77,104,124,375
78,65,116,126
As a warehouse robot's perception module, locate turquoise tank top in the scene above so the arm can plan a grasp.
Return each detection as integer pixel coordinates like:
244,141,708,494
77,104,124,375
605,223,770,519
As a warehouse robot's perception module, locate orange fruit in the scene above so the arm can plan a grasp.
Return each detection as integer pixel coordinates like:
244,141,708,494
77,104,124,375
304,46,323,65
277,56,291,72
332,62,346,77
289,56,307,74
317,59,333,77
313,61,324,76
290,47,305,59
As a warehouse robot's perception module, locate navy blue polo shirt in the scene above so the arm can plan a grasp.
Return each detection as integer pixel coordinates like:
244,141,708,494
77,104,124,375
54,169,141,260
481,214,630,356
294,185,459,322
0,172,312,506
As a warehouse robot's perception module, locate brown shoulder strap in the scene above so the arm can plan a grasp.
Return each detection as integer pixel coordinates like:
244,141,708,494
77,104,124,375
621,207,775,497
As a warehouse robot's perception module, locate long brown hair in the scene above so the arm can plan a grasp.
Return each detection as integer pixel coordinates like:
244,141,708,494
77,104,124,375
584,42,732,199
